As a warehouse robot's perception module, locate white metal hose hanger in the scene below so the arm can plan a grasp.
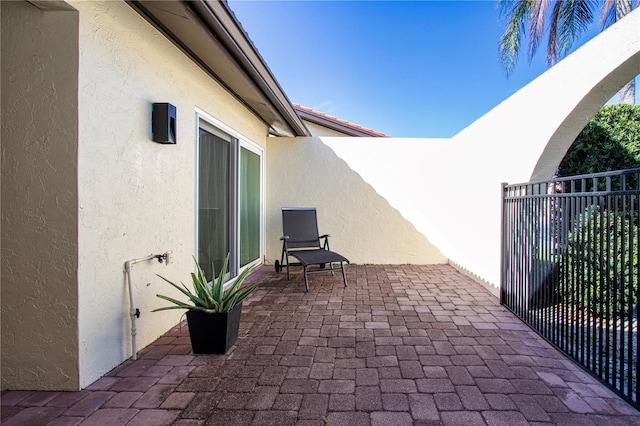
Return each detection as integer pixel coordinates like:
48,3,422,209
124,251,172,360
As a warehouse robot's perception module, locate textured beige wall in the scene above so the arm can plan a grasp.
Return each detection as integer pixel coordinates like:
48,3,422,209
72,0,268,388
1,1,80,390
266,137,447,266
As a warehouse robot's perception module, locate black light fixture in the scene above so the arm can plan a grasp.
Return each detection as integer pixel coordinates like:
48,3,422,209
152,103,177,144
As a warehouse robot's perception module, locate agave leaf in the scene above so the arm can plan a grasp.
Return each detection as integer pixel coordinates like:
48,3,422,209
223,263,252,295
222,266,260,311
156,275,207,307
154,254,261,314
194,255,207,282
156,275,212,309
214,254,230,304
228,282,261,310
222,279,241,302
219,265,249,309
152,294,197,312
190,272,216,308
192,256,219,308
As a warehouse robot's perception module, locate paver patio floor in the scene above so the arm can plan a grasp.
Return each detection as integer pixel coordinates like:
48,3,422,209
2,264,639,425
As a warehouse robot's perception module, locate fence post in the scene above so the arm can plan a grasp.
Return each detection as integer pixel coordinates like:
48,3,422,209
500,182,508,305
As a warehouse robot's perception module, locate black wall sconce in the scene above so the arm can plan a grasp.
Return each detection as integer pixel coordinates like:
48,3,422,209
152,103,177,144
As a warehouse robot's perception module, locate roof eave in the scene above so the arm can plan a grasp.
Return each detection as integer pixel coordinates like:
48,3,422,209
294,106,388,137
126,0,310,137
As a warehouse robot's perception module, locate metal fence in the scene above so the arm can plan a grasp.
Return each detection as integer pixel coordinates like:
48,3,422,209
501,168,639,408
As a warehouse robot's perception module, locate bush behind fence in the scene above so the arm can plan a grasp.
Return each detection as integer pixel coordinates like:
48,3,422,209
501,168,639,409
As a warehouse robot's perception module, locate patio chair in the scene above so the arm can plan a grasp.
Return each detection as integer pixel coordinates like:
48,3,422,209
275,207,349,292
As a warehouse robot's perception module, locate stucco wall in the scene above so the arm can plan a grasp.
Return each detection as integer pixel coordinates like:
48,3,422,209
1,1,80,391
275,9,639,290
266,137,447,266
3,0,637,393
72,0,267,388
1,0,270,391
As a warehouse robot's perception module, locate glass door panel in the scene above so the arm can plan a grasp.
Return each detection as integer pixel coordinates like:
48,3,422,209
198,127,230,281
239,146,261,268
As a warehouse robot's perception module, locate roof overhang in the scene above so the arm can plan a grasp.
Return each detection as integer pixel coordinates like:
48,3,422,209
294,105,388,137
126,0,309,137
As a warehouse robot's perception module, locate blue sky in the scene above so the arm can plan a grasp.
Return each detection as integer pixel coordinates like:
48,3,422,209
228,1,615,138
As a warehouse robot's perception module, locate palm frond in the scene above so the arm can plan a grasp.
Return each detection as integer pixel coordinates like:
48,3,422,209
498,0,533,77
553,0,596,63
527,0,552,63
497,0,629,74
600,0,618,27
546,0,561,66
601,0,637,27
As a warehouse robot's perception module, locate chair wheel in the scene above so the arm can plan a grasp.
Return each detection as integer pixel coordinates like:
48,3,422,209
275,260,281,272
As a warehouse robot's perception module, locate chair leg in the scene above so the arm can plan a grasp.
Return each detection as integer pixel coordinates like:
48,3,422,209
340,262,347,287
286,257,291,281
281,243,291,280
303,265,309,292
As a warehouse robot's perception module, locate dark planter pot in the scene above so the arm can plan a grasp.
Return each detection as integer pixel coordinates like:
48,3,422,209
185,302,242,354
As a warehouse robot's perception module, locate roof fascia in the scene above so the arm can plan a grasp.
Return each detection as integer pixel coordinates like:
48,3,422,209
126,0,309,137
295,107,385,137
193,1,309,136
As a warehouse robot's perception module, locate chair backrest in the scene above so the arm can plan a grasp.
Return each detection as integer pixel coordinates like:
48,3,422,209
282,208,321,249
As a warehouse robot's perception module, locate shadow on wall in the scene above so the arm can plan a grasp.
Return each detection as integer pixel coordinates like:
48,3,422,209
266,137,447,266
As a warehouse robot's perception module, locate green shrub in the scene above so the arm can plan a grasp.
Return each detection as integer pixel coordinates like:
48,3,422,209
563,205,638,317
558,104,640,177
556,105,639,317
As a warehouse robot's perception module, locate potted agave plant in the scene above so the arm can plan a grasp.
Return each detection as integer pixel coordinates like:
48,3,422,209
153,254,260,354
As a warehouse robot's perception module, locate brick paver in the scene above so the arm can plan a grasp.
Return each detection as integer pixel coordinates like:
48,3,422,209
2,265,639,425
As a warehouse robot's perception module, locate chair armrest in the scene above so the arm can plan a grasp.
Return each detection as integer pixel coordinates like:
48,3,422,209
280,236,289,240
319,234,330,250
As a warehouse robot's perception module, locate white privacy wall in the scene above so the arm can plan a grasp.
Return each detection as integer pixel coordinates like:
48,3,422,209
442,7,639,286
268,8,640,289
74,1,268,388
266,137,448,267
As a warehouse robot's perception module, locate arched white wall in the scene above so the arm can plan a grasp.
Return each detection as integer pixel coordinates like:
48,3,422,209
269,9,640,289
439,7,640,286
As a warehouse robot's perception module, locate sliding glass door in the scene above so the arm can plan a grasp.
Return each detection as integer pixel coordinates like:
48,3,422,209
198,117,262,282
239,146,261,268
198,125,231,281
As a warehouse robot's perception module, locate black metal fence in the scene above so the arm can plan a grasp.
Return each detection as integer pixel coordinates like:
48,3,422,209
501,168,639,408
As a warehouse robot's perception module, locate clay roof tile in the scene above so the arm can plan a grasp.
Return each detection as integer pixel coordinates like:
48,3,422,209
293,104,389,137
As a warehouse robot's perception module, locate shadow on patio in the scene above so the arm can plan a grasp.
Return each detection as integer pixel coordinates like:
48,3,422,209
2,264,638,425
